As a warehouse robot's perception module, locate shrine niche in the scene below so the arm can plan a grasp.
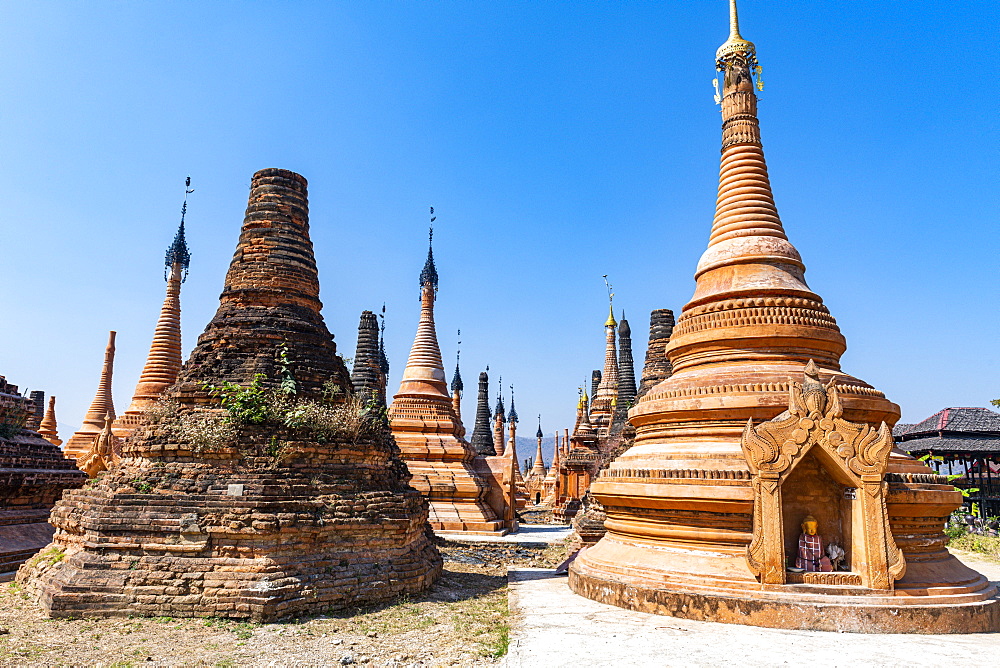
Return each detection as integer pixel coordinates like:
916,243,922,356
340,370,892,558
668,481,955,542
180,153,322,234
741,361,904,589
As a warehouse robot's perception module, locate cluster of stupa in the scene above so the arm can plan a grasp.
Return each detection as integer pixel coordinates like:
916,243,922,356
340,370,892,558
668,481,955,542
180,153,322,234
384,223,528,536
526,293,673,531
4,0,996,635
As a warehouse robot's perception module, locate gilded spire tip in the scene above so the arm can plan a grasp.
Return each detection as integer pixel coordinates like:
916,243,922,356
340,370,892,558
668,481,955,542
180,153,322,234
716,0,756,64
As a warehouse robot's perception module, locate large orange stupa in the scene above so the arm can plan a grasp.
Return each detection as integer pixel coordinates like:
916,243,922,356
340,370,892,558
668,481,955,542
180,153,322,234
388,224,504,534
570,1,998,633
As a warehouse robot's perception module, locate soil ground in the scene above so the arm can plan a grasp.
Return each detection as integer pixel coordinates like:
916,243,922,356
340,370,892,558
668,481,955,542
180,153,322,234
0,538,572,667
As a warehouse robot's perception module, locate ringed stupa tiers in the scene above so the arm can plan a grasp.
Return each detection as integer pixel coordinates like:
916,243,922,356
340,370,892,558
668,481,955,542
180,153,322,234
469,369,495,456
18,168,441,620
63,330,117,463
351,309,387,404
388,223,504,534
570,1,998,633
114,181,192,440
589,300,619,435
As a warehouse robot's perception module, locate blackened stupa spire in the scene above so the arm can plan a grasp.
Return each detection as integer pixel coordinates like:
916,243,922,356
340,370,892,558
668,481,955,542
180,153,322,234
378,304,390,377
351,310,383,402
419,209,439,292
494,377,505,422
617,311,637,411
507,385,519,425
164,177,193,283
451,332,465,437
637,309,675,399
470,368,495,455
173,169,350,401
450,332,464,395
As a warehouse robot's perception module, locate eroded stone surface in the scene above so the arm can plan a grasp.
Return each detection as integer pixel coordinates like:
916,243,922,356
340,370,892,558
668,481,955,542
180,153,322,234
0,379,85,578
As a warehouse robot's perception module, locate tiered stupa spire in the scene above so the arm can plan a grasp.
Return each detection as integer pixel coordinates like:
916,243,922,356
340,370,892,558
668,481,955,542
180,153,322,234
470,369,495,455
451,333,465,438
493,377,506,456
571,1,996,633
636,309,675,399
542,428,560,505
616,313,636,403
38,396,61,447
115,179,193,440
530,415,546,478
377,304,390,379
351,310,385,403
591,278,620,431
388,215,503,534
64,331,117,462
26,391,44,431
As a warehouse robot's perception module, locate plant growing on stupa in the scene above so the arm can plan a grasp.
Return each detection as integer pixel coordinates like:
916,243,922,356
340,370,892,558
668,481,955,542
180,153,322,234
0,399,29,439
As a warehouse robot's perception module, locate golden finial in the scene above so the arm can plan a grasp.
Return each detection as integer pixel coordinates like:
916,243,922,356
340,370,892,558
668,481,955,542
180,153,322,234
716,0,756,63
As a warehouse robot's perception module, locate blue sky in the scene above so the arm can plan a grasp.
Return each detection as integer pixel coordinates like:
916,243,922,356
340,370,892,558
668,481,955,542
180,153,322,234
2,1,996,441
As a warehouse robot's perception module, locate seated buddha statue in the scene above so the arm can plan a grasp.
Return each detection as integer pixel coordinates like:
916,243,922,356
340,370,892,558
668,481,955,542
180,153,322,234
795,514,833,572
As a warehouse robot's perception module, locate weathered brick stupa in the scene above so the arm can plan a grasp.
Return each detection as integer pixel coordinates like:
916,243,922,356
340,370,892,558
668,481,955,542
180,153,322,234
388,225,503,534
63,331,117,463
636,309,675,399
0,378,85,579
114,184,192,440
19,168,441,620
611,314,637,431
350,310,387,404
570,2,999,633
468,369,495,456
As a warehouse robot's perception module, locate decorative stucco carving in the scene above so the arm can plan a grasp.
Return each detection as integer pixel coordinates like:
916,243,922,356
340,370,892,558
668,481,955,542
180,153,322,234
741,360,905,589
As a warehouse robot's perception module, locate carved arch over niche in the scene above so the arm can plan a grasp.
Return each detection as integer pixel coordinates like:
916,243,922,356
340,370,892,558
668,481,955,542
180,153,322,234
740,361,905,589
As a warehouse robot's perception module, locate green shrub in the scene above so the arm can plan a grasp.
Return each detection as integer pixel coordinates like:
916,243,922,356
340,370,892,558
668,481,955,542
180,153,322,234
949,533,1000,560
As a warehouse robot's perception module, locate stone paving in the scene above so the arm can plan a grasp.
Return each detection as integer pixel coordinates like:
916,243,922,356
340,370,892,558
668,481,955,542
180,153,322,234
506,550,1000,667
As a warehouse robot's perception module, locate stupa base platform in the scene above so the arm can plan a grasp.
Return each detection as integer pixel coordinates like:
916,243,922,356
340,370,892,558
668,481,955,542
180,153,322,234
434,525,510,536
0,516,55,580
569,541,1000,634
16,461,443,622
407,468,507,536
426,502,508,536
